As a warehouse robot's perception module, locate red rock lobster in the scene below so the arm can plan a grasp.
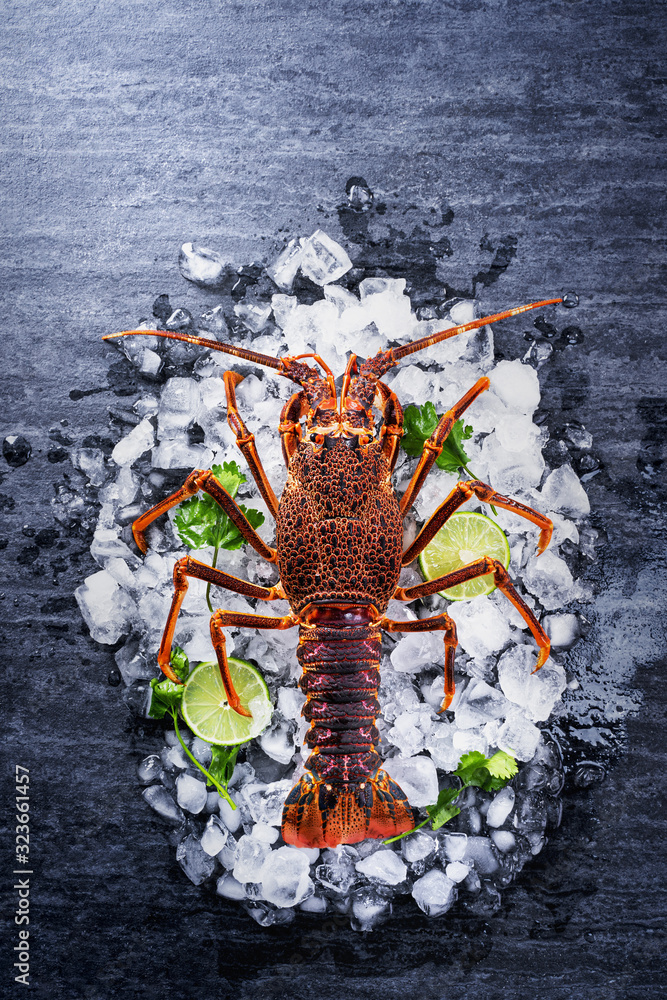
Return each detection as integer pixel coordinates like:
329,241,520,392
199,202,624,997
104,297,560,848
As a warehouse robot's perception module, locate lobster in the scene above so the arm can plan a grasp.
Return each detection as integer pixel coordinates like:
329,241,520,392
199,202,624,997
104,296,560,849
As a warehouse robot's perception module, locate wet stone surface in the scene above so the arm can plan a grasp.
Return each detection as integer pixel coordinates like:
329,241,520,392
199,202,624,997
2,3,665,998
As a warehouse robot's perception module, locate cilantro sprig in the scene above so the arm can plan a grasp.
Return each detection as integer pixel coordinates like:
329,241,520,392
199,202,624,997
401,402,496,513
384,749,518,843
174,461,265,611
148,646,244,810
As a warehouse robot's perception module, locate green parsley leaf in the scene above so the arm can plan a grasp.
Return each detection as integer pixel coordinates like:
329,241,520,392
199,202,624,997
148,676,184,719
170,644,190,682
401,403,474,475
173,461,265,552
209,744,242,788
426,787,463,830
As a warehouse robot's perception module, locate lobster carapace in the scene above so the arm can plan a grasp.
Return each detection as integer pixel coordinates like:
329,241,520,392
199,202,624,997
104,298,559,848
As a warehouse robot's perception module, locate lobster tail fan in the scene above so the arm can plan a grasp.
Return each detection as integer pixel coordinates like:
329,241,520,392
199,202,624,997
282,770,415,849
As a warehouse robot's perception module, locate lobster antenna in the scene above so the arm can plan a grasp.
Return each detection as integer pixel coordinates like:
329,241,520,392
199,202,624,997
103,329,283,372
392,298,563,361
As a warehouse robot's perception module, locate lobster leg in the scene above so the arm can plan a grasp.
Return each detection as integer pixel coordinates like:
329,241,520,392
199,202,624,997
279,390,308,466
157,555,285,683
376,381,404,471
394,556,550,677
223,371,279,518
402,480,553,565
379,612,458,712
210,608,298,717
131,468,276,561
399,377,490,514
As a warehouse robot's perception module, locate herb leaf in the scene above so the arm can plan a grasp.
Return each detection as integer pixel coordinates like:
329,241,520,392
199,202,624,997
173,460,265,552
209,744,242,788
401,403,474,475
148,676,184,718
170,644,190,682
426,787,463,830
383,747,518,844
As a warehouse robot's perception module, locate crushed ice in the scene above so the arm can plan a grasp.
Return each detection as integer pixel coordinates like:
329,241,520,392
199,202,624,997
74,226,597,930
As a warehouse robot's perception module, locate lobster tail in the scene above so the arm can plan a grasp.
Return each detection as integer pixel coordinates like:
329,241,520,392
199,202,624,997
281,769,415,849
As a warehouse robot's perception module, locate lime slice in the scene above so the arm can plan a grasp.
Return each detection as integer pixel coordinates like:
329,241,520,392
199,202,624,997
418,511,511,602
181,658,272,745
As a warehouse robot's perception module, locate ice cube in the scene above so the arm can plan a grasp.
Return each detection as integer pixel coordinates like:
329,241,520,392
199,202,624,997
445,861,469,883
494,414,540,453
259,722,295,765
323,284,359,314
199,305,229,334
219,794,243,833
277,687,306,721
411,870,457,917
201,815,228,856
251,823,280,845
72,447,108,486
137,755,162,785
177,833,216,885
497,644,566,722
455,679,511,729
115,639,154,686
401,832,437,864
299,230,352,285
216,873,246,900
266,239,305,292
157,378,201,438
382,756,438,808
462,836,499,875
386,712,427,756
441,832,468,861
260,846,314,907
111,417,155,467
452,728,488,758
75,570,136,644
490,830,516,853
563,423,593,450
490,360,541,414
179,242,226,287
176,773,208,815
543,617,578,655
496,708,541,761
151,439,213,470
426,726,461,771
522,549,579,611
390,630,443,674
539,464,590,519
355,849,407,886
359,287,413,340
142,785,184,825
513,791,548,834
351,887,392,931
233,834,271,884
90,528,138,568
239,779,293,826
299,895,327,913
315,846,360,894
482,432,545,493
485,786,516,828
234,301,272,333
448,597,512,661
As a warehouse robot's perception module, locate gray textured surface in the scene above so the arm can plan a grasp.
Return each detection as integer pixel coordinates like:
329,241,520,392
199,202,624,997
1,2,666,998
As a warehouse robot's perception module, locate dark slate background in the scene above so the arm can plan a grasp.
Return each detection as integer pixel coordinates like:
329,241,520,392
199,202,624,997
1,2,665,998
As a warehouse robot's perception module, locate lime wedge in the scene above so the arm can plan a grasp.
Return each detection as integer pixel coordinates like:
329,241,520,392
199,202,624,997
181,658,272,745
418,511,511,602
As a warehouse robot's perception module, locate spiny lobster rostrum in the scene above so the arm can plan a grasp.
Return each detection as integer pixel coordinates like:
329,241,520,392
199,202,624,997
105,297,561,849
